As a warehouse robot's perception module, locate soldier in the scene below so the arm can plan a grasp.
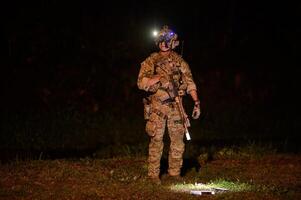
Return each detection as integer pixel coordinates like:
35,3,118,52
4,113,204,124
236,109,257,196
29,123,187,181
137,25,201,184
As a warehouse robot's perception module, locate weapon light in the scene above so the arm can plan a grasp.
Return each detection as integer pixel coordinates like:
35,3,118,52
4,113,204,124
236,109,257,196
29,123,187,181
170,180,253,196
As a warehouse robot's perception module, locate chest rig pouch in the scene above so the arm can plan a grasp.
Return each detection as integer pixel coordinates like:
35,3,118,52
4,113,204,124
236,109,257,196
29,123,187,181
154,57,186,102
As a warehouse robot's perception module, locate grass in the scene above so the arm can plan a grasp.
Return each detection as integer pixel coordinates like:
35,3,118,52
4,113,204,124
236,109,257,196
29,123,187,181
1,149,301,200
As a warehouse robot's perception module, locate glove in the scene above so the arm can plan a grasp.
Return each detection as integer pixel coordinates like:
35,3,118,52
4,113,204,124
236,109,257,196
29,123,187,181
192,101,201,119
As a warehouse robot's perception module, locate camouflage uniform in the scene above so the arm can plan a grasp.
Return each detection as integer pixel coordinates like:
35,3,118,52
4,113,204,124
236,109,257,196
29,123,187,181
137,51,197,178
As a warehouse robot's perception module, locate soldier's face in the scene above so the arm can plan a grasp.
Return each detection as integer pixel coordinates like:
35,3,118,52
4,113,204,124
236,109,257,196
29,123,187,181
159,42,171,52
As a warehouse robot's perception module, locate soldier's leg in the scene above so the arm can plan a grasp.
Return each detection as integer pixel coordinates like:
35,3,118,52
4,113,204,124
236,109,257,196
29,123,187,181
167,115,185,176
146,113,166,178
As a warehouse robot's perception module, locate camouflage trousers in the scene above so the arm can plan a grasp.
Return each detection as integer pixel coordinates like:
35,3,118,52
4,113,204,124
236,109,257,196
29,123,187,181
145,99,185,178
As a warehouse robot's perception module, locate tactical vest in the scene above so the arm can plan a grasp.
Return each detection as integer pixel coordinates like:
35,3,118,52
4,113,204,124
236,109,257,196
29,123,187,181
150,53,188,103
154,55,183,90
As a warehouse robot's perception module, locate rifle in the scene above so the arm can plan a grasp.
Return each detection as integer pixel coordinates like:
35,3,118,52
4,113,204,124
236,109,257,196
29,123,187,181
157,65,191,141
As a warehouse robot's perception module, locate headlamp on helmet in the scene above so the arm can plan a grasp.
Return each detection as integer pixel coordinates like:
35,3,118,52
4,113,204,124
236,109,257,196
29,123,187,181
154,25,179,49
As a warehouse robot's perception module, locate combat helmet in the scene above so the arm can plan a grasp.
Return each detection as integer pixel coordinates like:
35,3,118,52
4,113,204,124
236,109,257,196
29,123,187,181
155,25,179,49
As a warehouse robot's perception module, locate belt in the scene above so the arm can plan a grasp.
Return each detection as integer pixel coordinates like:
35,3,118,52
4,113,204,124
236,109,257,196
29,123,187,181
152,95,175,105
151,108,168,120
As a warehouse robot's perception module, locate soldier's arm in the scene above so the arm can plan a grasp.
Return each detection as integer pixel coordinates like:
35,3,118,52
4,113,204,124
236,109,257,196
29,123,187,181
189,90,199,103
180,60,201,120
137,56,161,92
179,60,199,101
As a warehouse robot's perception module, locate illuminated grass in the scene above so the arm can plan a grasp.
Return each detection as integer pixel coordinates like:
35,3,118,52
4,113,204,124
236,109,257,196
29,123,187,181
208,179,253,191
170,179,253,193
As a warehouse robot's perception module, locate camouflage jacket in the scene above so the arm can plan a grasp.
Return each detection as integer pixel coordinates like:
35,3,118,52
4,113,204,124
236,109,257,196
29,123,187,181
137,51,197,102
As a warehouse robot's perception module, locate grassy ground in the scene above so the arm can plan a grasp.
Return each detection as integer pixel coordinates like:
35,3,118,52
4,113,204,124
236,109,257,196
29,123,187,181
0,152,300,200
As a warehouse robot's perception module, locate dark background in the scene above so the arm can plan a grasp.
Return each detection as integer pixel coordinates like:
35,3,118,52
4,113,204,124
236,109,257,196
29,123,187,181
1,0,300,160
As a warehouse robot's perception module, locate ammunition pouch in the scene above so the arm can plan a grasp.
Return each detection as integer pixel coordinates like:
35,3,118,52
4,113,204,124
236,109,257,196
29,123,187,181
143,97,151,120
145,109,167,137
145,115,156,137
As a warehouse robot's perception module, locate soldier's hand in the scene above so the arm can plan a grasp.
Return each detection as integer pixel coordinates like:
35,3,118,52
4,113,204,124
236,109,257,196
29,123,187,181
192,101,201,119
147,75,161,86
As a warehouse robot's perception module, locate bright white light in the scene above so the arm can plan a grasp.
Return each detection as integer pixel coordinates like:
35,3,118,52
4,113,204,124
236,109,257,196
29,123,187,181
190,190,215,196
153,30,158,37
170,180,249,196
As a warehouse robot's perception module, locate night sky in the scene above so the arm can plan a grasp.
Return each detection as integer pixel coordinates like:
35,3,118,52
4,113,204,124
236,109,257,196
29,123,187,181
1,0,300,154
